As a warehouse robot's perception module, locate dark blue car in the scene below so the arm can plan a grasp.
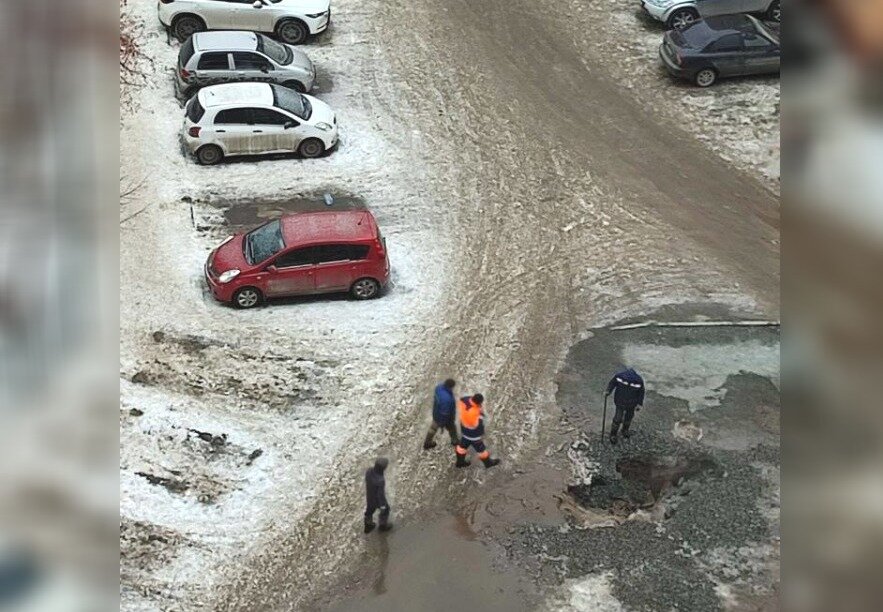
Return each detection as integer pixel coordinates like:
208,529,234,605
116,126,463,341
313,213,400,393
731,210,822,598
659,14,780,87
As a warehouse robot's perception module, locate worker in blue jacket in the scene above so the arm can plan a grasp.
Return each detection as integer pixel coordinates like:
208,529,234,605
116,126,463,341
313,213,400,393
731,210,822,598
423,379,459,449
605,368,645,444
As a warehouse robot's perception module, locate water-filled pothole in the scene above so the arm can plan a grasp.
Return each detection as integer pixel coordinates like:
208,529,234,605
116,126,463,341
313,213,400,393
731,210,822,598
216,192,367,232
568,454,722,516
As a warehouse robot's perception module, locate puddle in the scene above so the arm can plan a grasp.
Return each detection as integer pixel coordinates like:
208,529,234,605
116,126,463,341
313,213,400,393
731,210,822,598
212,192,367,232
324,515,536,612
620,339,780,413
312,73,334,94
555,311,780,434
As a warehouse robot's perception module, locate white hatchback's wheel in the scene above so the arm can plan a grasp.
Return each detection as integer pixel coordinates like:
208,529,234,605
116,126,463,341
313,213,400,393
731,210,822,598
667,8,698,30
694,68,717,87
196,145,223,166
298,138,325,158
350,278,380,300
233,287,262,309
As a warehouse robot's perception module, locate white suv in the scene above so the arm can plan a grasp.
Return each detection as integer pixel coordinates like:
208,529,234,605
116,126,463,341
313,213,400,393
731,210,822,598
641,0,780,30
159,0,332,45
182,82,339,164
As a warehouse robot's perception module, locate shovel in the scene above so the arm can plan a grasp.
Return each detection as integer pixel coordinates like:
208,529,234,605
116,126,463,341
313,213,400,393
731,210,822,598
601,393,608,443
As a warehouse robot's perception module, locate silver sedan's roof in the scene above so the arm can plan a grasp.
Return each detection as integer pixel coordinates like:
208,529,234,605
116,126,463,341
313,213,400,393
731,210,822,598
193,31,258,52
198,83,274,109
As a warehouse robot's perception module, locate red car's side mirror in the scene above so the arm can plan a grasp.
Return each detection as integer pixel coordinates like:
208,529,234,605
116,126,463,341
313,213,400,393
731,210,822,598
266,265,277,273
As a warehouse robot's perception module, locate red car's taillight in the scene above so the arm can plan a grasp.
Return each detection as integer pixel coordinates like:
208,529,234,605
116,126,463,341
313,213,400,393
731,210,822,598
188,126,201,138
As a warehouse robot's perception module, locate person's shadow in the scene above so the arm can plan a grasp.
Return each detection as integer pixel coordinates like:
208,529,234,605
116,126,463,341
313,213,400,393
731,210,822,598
371,532,390,595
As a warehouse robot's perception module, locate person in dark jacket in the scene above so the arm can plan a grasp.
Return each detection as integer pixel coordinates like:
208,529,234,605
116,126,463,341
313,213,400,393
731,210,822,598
605,368,645,444
364,457,392,533
423,379,459,450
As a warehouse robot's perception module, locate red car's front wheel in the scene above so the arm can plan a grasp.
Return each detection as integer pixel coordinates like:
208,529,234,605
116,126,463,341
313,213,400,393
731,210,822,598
232,287,263,309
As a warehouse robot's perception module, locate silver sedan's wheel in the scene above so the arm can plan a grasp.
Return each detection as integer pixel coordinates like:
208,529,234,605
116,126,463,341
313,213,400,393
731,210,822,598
276,20,309,45
667,9,698,30
298,138,325,158
233,287,262,309
694,68,717,87
350,278,380,300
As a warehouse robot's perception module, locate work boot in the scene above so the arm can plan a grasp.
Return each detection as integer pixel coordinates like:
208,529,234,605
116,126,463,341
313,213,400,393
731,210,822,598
455,454,471,468
423,430,438,450
364,519,376,534
621,427,632,440
610,422,620,445
482,456,501,469
378,508,393,532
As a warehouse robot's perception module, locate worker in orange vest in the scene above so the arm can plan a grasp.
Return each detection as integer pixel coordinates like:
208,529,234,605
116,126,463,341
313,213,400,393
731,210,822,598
454,393,500,469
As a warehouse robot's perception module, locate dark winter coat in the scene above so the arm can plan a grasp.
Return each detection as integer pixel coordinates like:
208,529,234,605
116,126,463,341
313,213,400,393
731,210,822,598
606,368,645,408
365,458,389,509
432,383,456,424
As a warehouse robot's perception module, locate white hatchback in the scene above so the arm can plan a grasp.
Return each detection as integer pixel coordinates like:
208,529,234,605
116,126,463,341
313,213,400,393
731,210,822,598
182,82,339,165
159,0,332,45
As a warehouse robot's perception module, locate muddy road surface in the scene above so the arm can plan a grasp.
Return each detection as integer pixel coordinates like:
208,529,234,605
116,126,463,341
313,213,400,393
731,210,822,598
213,0,779,610
119,0,778,608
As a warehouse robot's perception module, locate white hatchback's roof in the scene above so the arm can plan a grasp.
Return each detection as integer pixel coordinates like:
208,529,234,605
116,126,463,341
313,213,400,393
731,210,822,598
193,31,259,52
198,83,274,108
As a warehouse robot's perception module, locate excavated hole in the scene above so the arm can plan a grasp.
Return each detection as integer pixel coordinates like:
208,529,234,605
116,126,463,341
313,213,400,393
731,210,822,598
615,455,721,499
569,454,722,517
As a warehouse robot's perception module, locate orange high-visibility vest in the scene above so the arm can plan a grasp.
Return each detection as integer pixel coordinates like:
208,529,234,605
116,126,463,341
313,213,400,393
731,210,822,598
458,397,485,440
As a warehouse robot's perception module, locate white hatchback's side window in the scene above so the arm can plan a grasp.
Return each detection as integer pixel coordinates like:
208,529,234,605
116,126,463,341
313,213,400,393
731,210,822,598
251,108,292,126
214,108,253,125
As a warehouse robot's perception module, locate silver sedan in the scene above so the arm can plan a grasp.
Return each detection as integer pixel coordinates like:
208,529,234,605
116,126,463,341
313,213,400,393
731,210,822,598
176,31,316,98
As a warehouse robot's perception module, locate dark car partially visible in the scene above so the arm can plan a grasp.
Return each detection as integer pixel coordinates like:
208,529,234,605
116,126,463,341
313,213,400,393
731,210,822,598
659,14,780,86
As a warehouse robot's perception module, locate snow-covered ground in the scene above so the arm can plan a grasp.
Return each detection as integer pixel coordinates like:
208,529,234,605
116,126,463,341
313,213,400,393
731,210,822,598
119,0,453,606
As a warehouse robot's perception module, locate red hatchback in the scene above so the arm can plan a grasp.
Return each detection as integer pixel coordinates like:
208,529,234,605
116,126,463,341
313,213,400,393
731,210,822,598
205,210,390,308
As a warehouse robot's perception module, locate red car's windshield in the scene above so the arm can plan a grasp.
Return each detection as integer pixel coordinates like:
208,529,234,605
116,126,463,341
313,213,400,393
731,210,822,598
244,220,284,264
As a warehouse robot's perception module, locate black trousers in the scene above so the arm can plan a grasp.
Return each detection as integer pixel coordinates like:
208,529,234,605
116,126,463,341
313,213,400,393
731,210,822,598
365,504,390,526
426,418,459,445
611,405,636,433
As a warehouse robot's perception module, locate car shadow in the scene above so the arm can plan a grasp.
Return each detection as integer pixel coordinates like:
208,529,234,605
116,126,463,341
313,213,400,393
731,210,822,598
205,283,392,310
